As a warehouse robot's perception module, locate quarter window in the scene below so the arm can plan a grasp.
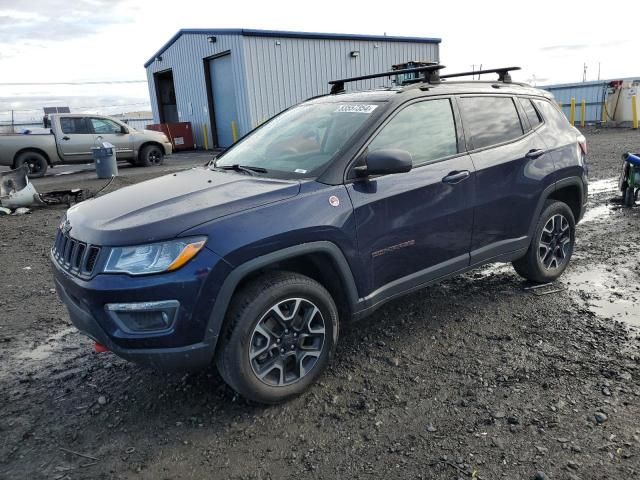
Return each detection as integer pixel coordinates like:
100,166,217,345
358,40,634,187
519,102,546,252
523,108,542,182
60,117,90,134
519,98,543,129
532,99,571,131
459,97,524,149
368,99,457,165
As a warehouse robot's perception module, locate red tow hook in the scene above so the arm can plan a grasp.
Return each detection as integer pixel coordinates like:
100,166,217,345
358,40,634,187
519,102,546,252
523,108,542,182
94,342,109,353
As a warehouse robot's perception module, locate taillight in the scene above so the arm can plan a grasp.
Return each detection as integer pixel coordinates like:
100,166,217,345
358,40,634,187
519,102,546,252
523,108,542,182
577,134,587,156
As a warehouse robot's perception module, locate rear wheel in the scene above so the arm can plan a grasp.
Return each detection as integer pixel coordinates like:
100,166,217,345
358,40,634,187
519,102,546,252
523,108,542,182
15,151,48,178
624,186,635,207
512,200,576,283
138,144,164,167
216,271,339,404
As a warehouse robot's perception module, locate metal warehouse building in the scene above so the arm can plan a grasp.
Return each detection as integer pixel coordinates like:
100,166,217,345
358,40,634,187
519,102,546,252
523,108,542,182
542,77,640,124
144,29,440,148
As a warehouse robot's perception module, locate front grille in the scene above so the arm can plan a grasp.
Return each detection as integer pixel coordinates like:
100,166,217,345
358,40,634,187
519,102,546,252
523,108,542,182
52,229,101,277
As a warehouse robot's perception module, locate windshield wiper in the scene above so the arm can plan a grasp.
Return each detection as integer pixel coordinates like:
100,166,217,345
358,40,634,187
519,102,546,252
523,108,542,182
215,164,267,176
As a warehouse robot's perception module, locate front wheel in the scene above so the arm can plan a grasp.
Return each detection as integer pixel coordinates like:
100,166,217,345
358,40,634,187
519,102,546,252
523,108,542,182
216,271,339,404
15,151,48,178
512,200,576,283
138,144,164,167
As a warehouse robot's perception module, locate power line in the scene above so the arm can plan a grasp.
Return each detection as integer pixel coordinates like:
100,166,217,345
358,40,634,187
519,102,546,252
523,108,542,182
0,101,151,115
0,80,147,86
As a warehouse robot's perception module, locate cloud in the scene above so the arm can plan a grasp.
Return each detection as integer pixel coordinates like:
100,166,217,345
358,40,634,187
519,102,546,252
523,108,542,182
0,0,132,42
540,40,629,53
540,44,589,52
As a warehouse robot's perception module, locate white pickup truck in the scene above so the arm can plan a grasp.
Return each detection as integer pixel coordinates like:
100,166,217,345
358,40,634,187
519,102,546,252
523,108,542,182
0,114,173,177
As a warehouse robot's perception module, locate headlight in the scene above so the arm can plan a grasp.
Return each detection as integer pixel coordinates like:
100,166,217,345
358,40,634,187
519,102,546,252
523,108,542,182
104,237,206,275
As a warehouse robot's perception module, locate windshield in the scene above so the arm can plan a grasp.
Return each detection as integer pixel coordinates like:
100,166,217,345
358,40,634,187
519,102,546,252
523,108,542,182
214,102,380,178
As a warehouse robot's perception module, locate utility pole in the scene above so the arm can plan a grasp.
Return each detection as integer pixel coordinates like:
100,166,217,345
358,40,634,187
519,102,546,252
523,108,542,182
11,110,14,132
582,63,587,82
597,62,601,81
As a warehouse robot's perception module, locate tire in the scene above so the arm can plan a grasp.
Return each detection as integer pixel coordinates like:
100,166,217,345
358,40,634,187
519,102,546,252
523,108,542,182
138,144,164,167
512,200,576,283
216,271,339,404
14,151,48,178
624,186,635,207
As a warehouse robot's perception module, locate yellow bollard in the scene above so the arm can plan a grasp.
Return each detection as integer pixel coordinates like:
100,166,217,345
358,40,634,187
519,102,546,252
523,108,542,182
632,95,638,130
231,121,238,143
569,98,576,125
580,99,586,128
203,124,209,150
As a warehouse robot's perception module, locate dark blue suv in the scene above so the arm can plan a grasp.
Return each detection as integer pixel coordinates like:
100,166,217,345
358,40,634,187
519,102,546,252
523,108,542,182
52,66,588,403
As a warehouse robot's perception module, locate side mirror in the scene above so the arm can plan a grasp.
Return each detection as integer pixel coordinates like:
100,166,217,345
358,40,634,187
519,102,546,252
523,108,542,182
120,126,129,134
358,149,413,177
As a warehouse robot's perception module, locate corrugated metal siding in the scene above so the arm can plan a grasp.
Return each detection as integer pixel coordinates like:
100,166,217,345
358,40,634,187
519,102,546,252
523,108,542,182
542,81,608,123
242,36,439,128
145,32,439,146
145,33,249,148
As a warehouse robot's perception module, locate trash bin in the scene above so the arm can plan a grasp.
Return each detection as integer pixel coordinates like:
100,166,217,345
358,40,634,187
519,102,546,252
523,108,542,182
92,142,118,179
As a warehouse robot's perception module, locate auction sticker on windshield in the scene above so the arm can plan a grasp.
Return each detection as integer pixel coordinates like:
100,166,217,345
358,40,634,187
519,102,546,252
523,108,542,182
335,104,378,114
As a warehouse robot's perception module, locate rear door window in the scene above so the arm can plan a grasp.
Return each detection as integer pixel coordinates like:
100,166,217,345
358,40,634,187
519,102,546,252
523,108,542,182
519,98,543,129
459,97,524,150
60,117,90,134
368,98,458,165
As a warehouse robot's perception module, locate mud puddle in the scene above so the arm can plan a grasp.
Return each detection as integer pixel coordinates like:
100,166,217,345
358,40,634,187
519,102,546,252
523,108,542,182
563,264,640,327
588,177,618,195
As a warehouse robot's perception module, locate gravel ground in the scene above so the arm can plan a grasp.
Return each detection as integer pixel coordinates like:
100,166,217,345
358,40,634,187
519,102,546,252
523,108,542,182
1,128,639,480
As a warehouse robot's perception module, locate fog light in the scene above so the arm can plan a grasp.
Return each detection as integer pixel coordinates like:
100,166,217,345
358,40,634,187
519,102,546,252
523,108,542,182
105,300,179,333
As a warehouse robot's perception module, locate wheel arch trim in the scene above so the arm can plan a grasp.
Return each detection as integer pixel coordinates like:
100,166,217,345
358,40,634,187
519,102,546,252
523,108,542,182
528,176,584,239
204,241,359,344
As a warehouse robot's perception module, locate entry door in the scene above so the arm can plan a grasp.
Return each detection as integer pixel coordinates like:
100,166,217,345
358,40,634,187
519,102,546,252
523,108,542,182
346,99,475,297
57,117,94,162
209,54,238,148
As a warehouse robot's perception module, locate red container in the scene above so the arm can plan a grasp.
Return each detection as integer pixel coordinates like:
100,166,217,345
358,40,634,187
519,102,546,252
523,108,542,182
146,122,195,151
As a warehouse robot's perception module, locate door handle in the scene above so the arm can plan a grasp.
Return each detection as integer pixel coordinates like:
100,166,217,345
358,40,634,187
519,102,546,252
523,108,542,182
62,136,70,141
442,170,470,184
526,149,545,159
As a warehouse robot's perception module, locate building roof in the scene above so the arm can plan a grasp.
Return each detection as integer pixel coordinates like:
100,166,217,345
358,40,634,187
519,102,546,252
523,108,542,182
144,28,441,68
541,77,639,90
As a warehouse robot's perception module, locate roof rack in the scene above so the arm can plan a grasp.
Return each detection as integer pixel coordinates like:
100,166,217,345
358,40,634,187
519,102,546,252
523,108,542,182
440,66,521,83
328,64,445,94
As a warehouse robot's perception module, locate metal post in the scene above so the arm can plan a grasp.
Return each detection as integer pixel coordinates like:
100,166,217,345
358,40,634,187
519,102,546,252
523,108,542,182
632,95,638,130
231,121,238,143
569,98,576,125
203,124,209,150
580,99,586,128
602,102,607,124
11,110,14,132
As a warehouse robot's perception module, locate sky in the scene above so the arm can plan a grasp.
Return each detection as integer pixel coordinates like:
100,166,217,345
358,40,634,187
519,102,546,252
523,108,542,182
1,0,638,122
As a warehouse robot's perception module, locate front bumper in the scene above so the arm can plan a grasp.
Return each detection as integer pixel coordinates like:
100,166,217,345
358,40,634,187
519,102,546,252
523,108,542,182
51,246,231,370
163,142,173,155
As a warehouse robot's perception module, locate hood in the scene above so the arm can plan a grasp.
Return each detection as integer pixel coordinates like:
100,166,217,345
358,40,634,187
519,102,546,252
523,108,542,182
66,167,300,245
142,129,164,137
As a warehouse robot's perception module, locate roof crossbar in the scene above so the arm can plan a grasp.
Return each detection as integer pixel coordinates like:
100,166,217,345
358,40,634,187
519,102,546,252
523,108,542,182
328,64,445,94
440,66,521,83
